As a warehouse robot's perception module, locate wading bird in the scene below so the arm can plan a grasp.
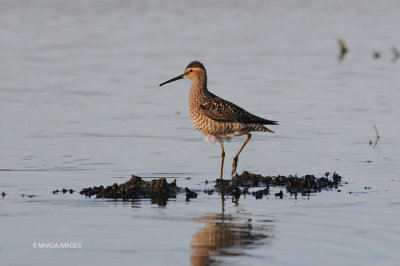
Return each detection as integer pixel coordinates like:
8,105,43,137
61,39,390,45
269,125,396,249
160,61,278,179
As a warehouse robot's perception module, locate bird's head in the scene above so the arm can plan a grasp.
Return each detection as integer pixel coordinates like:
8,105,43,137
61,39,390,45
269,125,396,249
159,61,206,86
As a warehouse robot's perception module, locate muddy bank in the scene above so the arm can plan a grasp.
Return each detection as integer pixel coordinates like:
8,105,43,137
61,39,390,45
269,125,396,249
80,175,197,206
76,171,342,204
207,171,342,200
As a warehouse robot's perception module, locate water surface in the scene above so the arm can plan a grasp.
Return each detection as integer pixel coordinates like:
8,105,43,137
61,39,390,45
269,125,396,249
1,0,399,265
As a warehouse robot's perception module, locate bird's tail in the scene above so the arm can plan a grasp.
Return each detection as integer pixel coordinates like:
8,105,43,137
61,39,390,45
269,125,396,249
250,124,275,133
260,118,279,125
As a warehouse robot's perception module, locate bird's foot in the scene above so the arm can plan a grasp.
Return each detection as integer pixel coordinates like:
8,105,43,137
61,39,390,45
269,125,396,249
231,157,238,176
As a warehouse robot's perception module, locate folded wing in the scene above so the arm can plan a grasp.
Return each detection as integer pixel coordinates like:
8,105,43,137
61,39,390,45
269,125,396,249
199,93,279,125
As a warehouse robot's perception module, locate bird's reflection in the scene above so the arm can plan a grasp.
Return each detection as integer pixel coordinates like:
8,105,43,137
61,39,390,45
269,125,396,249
190,196,273,265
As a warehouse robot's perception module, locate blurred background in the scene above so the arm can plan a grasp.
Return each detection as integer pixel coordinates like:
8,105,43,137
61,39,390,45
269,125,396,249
0,0,399,265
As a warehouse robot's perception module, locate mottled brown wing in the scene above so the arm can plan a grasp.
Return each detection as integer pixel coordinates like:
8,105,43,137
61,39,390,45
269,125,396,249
199,93,278,125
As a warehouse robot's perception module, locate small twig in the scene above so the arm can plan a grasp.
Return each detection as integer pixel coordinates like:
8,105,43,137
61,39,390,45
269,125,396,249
371,124,380,148
338,39,348,61
373,124,380,139
391,46,400,63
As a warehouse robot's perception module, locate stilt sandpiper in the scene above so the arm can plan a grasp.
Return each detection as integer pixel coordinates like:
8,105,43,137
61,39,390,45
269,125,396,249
160,61,278,179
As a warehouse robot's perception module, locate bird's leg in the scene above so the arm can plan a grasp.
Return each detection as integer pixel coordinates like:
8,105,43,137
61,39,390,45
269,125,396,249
220,143,225,180
232,132,252,176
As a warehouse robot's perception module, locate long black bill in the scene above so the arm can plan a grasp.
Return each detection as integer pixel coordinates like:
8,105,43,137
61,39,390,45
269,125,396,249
159,74,184,86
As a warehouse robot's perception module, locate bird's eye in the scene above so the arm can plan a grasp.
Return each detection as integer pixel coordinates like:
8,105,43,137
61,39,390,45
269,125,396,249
189,69,193,72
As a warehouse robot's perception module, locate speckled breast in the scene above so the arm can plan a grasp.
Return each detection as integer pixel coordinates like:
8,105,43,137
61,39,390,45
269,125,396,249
189,107,244,142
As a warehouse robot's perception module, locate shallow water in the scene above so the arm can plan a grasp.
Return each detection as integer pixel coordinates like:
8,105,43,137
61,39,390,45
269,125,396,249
1,0,400,265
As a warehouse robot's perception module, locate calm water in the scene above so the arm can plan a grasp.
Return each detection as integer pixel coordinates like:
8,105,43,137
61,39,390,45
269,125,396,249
1,0,399,265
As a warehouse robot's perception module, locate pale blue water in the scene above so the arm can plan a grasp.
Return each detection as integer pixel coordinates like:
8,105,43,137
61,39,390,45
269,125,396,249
1,0,399,265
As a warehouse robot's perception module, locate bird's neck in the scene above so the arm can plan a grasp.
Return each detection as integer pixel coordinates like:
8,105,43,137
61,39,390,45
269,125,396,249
189,74,208,100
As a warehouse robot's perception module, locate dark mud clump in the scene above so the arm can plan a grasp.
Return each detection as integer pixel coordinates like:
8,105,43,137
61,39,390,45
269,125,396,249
209,171,342,200
185,187,198,201
80,175,180,206
53,188,74,194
